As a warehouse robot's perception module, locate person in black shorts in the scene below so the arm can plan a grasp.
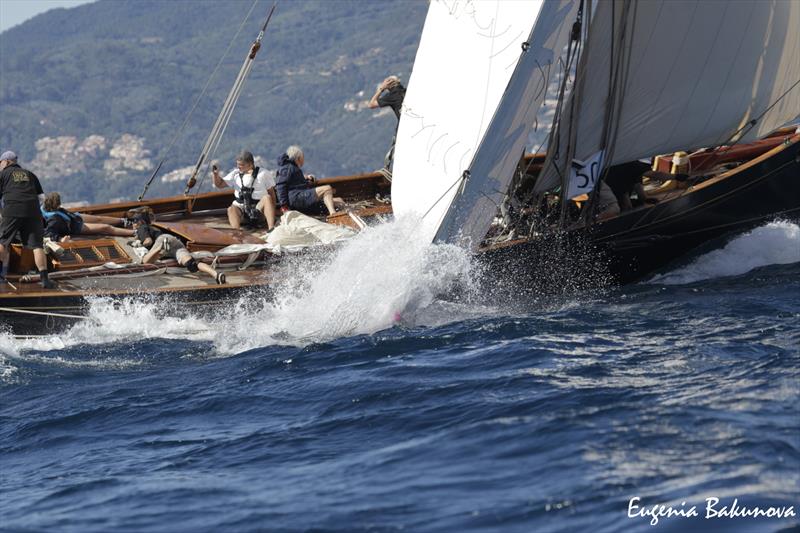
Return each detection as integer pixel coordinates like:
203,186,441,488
0,151,54,288
368,75,406,171
275,145,344,217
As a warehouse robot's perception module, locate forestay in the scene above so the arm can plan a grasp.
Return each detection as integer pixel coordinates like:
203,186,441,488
434,0,581,248
391,0,545,242
535,0,800,195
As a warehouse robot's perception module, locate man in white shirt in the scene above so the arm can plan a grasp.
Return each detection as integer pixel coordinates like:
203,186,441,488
212,150,277,231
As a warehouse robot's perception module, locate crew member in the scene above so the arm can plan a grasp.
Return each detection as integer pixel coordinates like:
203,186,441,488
605,161,654,211
368,75,406,171
275,146,344,216
42,192,134,242
133,214,226,284
212,150,277,231
0,151,54,288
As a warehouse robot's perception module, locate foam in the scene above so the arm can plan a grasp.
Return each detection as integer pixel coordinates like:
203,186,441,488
212,215,479,353
649,220,800,285
0,217,480,366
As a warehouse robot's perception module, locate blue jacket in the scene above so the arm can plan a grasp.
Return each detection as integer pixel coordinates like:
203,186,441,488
275,153,309,209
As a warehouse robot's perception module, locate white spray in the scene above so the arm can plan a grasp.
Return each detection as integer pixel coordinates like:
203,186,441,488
649,220,800,285
1,217,478,367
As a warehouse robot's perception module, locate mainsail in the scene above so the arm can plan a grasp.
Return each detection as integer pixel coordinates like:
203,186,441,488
391,0,545,242
535,0,800,196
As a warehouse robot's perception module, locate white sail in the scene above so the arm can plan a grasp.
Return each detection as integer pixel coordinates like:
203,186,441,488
433,0,581,248
536,0,800,194
391,0,545,242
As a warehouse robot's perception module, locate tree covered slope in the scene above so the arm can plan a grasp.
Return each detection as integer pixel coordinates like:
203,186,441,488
0,0,426,203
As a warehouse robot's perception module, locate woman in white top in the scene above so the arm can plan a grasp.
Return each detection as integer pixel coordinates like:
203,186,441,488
212,150,277,231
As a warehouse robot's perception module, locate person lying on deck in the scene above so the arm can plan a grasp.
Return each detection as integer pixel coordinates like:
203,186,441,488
211,150,277,231
41,192,135,242
275,145,344,217
133,216,226,285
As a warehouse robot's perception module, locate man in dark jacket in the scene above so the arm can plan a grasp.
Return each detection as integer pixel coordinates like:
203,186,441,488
275,146,343,216
0,151,54,288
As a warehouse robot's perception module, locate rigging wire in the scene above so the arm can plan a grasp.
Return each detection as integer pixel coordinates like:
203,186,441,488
138,0,261,201
718,76,800,149
186,2,277,204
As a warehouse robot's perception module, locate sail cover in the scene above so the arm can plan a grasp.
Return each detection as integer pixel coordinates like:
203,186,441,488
434,0,581,248
391,0,545,242
535,0,800,194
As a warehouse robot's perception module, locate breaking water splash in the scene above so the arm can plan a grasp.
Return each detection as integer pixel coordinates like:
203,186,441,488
213,215,481,353
0,217,480,367
648,220,800,285
4,218,797,371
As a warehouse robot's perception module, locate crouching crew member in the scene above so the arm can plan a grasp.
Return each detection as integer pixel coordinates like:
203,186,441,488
212,150,277,231
0,150,55,288
133,215,226,284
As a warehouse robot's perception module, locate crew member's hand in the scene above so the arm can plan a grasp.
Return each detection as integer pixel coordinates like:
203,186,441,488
280,206,289,214
306,174,315,183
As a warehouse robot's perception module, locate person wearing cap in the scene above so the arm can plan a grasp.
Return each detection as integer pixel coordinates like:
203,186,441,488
0,151,55,288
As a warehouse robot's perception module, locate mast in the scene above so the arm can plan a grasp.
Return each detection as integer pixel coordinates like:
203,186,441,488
138,1,276,201
184,2,277,196
431,0,585,249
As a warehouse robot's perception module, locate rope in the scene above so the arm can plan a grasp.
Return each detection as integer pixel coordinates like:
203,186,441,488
138,0,261,201
0,306,90,320
711,76,800,156
186,2,277,201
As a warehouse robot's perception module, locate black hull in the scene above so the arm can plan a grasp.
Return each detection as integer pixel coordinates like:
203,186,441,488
480,138,800,295
1,284,271,337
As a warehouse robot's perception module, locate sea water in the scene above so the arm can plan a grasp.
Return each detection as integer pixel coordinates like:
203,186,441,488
1,220,798,532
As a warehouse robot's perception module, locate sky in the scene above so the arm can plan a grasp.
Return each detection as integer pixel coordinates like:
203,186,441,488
0,0,95,33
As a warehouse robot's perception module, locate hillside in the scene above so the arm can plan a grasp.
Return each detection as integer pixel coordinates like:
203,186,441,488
0,0,426,204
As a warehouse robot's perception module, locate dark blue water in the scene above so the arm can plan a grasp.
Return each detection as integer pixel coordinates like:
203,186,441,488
2,222,799,532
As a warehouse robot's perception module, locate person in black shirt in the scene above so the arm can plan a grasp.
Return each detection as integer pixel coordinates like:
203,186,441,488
0,151,54,288
368,75,406,171
604,161,655,212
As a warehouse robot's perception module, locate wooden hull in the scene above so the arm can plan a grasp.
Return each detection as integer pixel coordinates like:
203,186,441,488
1,278,273,337
479,136,800,294
1,172,390,337
1,138,796,333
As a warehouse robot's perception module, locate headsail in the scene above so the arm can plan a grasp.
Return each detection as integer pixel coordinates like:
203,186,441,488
535,0,800,196
433,0,582,248
391,0,545,242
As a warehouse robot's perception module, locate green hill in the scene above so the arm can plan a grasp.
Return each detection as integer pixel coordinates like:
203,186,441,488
0,0,426,204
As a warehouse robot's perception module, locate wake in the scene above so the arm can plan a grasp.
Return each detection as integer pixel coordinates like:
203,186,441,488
648,220,800,285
